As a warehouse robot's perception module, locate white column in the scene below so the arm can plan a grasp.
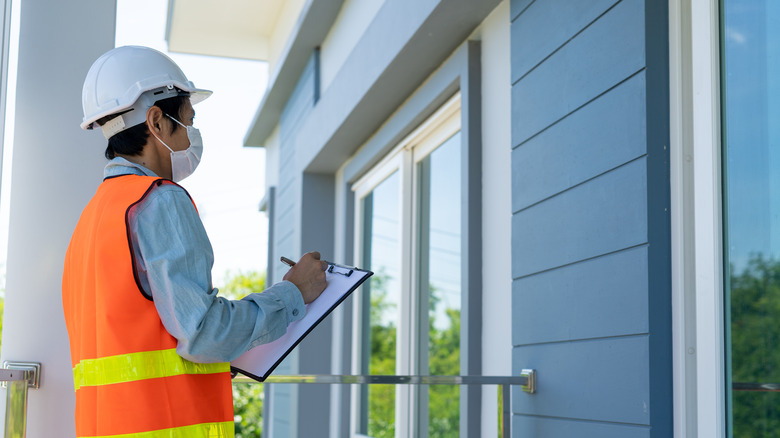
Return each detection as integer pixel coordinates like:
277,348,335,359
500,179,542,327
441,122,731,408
0,0,115,435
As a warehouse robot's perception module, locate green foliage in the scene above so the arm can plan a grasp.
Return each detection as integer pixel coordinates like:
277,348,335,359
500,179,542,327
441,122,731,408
428,307,460,437
366,272,461,437
233,382,264,438
730,254,780,437
367,273,397,438
220,270,267,300
220,270,267,438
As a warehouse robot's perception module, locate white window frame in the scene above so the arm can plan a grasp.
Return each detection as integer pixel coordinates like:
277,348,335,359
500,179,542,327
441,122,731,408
670,0,725,436
349,93,461,438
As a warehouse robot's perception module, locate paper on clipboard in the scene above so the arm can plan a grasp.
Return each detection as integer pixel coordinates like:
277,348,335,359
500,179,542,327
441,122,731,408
230,263,373,382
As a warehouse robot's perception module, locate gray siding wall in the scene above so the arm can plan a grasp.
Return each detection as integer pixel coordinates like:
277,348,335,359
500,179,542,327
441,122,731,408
510,0,671,436
266,50,324,437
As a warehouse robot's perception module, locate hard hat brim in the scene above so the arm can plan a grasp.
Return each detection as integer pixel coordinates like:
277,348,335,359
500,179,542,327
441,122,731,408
81,86,212,131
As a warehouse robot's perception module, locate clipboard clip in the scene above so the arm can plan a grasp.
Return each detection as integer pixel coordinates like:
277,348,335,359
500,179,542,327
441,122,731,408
327,263,354,277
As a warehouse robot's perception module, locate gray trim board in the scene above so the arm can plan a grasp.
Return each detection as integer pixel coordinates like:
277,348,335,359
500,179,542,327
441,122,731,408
644,0,672,435
244,0,344,146
297,173,336,436
460,40,482,438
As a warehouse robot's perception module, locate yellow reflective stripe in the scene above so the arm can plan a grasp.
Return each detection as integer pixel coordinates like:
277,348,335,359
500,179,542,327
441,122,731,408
78,421,234,438
73,348,229,391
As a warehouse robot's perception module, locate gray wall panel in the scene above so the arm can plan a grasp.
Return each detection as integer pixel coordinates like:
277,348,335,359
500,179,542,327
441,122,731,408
511,0,645,146
295,0,502,173
279,148,295,171
513,415,651,438
512,71,647,212
267,49,321,437
510,0,672,435
512,336,650,425
513,245,649,346
512,158,648,278
511,0,620,82
510,0,533,21
280,52,317,143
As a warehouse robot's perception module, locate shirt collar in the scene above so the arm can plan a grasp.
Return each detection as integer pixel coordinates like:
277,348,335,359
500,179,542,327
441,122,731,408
104,157,159,179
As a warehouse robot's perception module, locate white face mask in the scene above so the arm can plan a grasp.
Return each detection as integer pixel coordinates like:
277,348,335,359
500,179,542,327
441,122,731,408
151,113,203,182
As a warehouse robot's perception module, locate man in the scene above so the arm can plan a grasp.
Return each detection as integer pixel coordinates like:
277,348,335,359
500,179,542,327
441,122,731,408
62,45,326,438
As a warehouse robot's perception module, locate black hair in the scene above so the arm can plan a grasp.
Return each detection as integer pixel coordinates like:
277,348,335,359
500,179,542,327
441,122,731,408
99,95,189,160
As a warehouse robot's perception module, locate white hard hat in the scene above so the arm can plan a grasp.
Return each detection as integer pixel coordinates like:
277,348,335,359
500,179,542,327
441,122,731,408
81,45,211,138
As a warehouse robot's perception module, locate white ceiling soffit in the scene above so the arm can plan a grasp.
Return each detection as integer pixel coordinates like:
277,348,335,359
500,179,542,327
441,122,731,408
166,0,284,61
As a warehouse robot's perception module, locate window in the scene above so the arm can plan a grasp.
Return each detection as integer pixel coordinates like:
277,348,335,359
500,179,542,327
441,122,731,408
722,0,780,435
351,94,462,437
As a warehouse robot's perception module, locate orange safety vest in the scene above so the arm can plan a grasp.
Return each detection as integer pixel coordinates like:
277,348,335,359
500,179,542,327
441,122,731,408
62,174,234,438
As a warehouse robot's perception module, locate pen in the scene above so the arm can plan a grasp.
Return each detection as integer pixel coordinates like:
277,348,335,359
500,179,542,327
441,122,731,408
280,256,296,267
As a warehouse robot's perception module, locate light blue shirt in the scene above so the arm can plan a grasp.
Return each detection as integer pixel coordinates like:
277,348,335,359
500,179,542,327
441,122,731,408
104,157,305,363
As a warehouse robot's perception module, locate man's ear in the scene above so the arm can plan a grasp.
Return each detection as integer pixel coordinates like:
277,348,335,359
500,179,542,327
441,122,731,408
146,106,165,136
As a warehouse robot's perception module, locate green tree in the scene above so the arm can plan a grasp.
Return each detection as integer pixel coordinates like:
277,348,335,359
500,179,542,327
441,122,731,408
366,272,461,438
730,254,780,437
220,270,267,438
367,271,397,438
427,284,460,438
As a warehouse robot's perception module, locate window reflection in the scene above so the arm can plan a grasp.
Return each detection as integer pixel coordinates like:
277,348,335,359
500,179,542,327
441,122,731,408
361,171,400,438
420,132,461,437
723,1,780,435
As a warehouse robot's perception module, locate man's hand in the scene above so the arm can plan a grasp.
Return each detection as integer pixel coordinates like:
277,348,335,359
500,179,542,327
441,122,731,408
283,251,328,304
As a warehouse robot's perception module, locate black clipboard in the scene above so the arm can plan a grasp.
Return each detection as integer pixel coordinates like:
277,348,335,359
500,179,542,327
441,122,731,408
230,263,373,381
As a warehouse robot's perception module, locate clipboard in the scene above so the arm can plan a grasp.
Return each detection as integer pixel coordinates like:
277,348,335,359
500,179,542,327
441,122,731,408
230,263,373,382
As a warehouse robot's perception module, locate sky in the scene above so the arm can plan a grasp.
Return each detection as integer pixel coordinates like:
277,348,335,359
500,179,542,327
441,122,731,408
1,0,271,289
116,0,272,287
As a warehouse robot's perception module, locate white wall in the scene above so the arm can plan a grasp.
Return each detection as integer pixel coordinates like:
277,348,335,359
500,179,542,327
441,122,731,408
268,0,307,73
0,0,115,436
471,1,512,436
319,0,385,94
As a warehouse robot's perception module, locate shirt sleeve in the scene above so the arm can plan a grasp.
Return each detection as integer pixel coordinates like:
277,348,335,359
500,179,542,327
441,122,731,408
129,184,306,363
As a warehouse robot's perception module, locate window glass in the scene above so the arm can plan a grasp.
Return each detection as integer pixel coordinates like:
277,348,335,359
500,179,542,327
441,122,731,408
361,171,400,438
352,96,462,438
419,132,461,437
722,1,780,435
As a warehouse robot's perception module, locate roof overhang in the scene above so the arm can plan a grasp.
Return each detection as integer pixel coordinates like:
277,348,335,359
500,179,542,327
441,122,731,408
165,0,284,61
244,0,345,146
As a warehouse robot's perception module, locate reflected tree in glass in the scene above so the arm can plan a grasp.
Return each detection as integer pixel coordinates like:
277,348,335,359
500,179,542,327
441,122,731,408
362,171,400,438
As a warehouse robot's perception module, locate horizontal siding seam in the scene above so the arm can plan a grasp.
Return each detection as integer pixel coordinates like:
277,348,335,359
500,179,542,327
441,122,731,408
512,332,649,349
511,243,648,282
511,0,537,22
512,67,646,150
511,412,652,429
512,153,648,216
511,0,626,86
276,226,295,242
